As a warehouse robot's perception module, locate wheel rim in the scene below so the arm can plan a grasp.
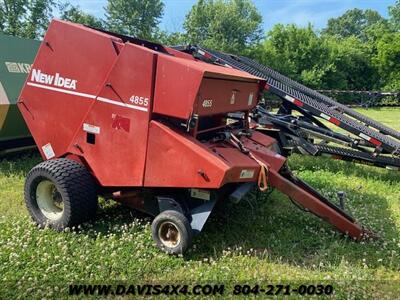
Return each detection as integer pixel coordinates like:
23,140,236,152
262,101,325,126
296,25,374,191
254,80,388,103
158,221,181,248
36,180,64,221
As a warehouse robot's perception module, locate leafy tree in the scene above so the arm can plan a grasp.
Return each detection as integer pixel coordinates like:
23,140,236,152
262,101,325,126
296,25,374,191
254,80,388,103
0,0,54,39
257,24,377,90
373,32,400,90
105,0,164,39
156,31,188,46
183,0,262,54
60,3,104,29
389,0,400,30
322,35,378,90
258,24,330,87
362,21,393,44
323,8,386,41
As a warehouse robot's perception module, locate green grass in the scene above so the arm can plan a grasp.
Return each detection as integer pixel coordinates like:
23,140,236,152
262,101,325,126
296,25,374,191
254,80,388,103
321,107,400,133
356,107,400,131
1,108,400,299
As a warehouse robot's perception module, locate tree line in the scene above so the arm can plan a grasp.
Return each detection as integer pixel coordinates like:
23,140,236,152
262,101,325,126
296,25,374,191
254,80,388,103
1,0,399,93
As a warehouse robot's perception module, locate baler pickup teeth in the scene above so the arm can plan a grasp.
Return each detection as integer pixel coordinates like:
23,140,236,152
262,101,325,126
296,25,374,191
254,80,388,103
268,166,373,240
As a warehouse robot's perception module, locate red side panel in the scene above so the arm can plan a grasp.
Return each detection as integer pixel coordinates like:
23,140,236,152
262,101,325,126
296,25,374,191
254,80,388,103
248,131,277,148
153,55,203,120
68,44,156,186
18,19,120,159
144,121,282,188
212,147,259,184
153,54,263,120
195,78,260,116
144,121,228,188
165,47,197,60
241,133,286,172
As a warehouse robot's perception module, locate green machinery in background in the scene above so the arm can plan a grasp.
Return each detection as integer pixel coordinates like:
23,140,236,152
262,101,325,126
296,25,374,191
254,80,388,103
0,33,40,154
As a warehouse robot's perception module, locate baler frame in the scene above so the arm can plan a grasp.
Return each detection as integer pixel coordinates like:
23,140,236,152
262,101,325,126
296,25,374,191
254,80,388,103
18,20,384,255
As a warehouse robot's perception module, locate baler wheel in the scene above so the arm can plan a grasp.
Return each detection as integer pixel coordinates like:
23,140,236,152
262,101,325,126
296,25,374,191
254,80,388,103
151,210,193,255
24,158,98,230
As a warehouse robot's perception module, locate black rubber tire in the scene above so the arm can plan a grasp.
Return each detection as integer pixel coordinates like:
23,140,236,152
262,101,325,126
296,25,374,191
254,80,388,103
24,158,98,230
151,210,193,255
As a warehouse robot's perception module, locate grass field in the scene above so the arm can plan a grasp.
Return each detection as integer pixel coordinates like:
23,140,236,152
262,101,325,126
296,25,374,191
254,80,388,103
1,108,399,299
356,107,400,131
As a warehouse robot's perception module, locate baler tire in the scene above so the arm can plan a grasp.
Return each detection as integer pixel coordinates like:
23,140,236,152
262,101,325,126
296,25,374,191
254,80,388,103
24,158,98,231
151,210,193,255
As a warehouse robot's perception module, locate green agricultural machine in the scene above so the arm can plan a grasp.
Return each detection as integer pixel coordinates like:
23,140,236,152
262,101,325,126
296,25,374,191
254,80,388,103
0,33,39,154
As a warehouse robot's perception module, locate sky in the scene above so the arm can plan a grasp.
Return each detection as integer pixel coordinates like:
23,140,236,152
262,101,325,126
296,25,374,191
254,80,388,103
67,0,396,33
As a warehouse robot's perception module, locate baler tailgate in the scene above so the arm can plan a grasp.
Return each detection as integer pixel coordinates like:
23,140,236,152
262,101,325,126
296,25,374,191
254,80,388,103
268,167,370,240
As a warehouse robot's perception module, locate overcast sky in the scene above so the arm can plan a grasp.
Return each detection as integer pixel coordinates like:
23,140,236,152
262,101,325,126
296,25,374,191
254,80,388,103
66,0,395,33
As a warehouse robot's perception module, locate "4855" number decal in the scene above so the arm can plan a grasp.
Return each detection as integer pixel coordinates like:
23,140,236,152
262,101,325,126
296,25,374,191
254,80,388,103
129,95,149,107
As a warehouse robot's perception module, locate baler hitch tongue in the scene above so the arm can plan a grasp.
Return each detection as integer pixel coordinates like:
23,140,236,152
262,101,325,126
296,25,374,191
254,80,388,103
268,167,374,240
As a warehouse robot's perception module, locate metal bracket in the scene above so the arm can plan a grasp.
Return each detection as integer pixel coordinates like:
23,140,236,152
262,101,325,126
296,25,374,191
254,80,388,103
189,199,217,235
157,197,184,214
337,191,346,210
229,182,255,204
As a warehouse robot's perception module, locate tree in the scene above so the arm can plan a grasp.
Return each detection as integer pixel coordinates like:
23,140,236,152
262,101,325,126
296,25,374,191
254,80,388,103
258,24,330,88
0,0,54,39
183,0,262,54
323,8,386,41
322,35,378,90
105,0,164,39
362,21,393,44
373,32,400,90
257,24,378,90
389,0,400,31
60,3,104,29
156,31,188,46
0,0,25,37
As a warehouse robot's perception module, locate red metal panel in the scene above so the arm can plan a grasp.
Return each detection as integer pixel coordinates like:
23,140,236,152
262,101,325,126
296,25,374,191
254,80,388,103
248,131,277,148
144,121,228,188
18,19,120,159
144,121,275,188
164,47,197,60
241,136,286,172
195,78,260,116
211,147,260,184
68,44,156,186
153,55,203,120
153,54,263,120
